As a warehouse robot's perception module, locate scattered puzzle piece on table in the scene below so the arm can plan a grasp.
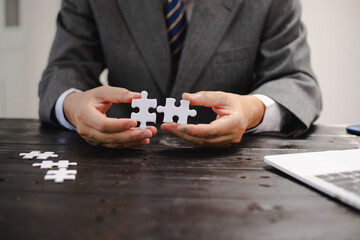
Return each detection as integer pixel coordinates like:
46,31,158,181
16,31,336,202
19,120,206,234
18,151,77,184
32,160,77,169
131,91,157,130
44,168,77,183
19,151,58,160
157,98,197,124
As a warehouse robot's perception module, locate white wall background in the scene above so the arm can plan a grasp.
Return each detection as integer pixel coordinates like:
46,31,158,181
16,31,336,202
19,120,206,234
0,0,359,125
0,0,61,118
302,0,360,125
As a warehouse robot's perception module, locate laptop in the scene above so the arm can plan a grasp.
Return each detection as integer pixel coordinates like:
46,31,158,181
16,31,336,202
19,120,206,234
264,149,360,210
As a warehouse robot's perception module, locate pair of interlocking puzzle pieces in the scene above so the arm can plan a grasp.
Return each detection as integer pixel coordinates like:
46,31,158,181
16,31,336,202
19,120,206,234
131,91,197,130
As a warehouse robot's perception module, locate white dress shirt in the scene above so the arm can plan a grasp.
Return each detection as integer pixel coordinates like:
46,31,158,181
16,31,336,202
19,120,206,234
55,0,288,133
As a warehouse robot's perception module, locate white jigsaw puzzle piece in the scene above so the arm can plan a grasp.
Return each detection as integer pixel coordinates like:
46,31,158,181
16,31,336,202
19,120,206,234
131,91,157,130
44,168,77,183
157,98,197,124
32,160,77,169
19,151,58,160
37,152,59,160
19,151,41,159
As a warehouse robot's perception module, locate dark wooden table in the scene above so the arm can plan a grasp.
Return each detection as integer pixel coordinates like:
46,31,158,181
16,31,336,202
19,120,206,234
1,119,360,240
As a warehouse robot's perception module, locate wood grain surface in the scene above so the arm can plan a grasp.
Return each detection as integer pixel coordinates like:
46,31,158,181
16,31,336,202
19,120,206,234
0,119,359,240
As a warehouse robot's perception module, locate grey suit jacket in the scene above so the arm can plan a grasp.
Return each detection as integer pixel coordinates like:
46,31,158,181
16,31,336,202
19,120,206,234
39,0,322,137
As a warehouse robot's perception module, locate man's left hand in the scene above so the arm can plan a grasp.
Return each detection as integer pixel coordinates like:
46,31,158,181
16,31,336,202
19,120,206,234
161,91,266,148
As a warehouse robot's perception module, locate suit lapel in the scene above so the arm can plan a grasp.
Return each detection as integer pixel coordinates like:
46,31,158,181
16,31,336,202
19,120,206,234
171,0,245,97
116,0,171,96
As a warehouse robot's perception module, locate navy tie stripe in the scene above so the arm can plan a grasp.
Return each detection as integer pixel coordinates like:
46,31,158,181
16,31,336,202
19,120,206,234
166,0,187,74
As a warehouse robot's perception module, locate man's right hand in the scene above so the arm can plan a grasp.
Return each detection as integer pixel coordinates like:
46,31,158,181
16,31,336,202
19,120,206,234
63,86,157,148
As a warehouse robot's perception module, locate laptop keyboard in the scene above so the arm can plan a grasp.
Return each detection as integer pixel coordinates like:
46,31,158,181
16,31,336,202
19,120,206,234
316,170,360,196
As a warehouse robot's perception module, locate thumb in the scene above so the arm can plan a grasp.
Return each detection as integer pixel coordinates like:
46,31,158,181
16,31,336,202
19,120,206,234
94,86,141,103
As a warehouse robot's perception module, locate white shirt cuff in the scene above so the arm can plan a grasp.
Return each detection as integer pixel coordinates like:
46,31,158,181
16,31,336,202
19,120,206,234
246,94,287,133
55,88,83,131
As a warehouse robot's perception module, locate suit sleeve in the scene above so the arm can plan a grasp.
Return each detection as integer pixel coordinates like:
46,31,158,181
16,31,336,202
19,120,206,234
251,0,322,137
38,0,105,125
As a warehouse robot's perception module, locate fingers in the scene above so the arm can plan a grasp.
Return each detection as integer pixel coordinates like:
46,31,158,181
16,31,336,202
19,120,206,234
182,91,227,107
175,117,233,138
84,115,138,133
78,107,157,148
161,122,244,148
146,126,158,136
79,126,155,148
83,108,157,135
182,91,232,116
166,127,235,147
93,86,141,103
78,110,157,147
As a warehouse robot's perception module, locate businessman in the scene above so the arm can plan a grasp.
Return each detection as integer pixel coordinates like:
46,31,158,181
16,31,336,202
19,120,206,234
39,0,322,148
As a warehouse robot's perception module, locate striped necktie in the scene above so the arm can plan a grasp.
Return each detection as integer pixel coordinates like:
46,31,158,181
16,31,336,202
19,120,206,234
166,0,188,77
